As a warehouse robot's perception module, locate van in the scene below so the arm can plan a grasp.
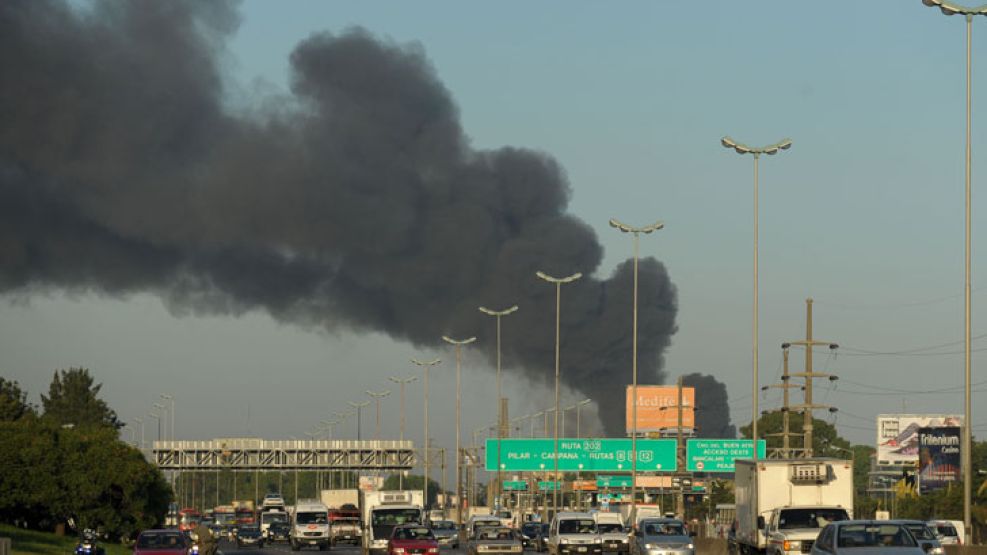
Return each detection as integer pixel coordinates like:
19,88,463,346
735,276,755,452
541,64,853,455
549,512,601,555
291,500,330,551
593,513,628,554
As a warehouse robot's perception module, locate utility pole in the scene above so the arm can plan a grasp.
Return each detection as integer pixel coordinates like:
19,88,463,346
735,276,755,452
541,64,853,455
659,376,694,520
763,345,803,458
783,298,839,456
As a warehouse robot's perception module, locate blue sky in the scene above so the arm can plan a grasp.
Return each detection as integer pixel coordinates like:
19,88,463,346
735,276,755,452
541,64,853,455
3,1,987,450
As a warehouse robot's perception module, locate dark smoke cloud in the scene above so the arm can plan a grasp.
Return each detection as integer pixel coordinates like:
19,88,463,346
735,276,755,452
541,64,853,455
0,0,678,435
681,373,736,438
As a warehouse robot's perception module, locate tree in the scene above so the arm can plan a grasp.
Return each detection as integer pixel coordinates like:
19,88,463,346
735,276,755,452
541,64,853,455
41,368,122,429
0,377,35,421
739,410,849,455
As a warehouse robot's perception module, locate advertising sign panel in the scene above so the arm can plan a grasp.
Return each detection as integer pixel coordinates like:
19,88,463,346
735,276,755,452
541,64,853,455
876,414,962,464
918,426,961,494
625,386,696,433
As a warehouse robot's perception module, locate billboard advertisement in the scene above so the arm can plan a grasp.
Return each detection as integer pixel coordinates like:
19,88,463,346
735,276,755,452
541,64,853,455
918,426,961,494
876,414,962,464
625,385,696,433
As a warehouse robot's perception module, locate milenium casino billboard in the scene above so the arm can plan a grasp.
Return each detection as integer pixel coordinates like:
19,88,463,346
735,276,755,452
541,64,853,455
876,414,962,465
918,426,961,494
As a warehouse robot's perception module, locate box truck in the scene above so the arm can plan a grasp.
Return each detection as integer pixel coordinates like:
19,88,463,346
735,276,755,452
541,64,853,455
734,459,853,555
360,490,425,555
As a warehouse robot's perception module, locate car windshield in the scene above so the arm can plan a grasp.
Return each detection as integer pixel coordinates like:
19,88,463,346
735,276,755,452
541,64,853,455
373,509,422,526
433,521,456,531
478,528,515,540
837,524,918,548
395,527,434,540
903,524,936,540
598,523,624,533
297,512,328,525
522,524,541,535
262,513,288,523
137,532,187,549
240,526,260,534
777,509,848,530
559,520,596,534
642,522,685,537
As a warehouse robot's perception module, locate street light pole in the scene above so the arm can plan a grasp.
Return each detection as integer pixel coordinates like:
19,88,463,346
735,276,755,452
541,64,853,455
536,270,582,514
478,304,519,510
442,335,477,533
919,2,987,543
720,137,792,459
412,358,442,510
134,417,145,450
609,218,663,521
389,375,418,489
575,400,591,439
366,390,391,442
348,400,372,442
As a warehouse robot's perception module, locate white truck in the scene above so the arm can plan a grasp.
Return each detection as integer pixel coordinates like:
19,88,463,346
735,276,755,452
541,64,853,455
290,499,331,551
360,490,425,555
734,459,853,555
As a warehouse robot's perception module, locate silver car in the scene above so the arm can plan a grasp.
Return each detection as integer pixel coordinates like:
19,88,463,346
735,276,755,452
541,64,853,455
431,520,460,549
888,521,943,555
809,521,928,555
468,526,523,555
632,519,693,555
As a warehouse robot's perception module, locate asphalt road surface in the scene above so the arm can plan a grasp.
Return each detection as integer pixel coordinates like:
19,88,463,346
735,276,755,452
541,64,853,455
216,540,471,555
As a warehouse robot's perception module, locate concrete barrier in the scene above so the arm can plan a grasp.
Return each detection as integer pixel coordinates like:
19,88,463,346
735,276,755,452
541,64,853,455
695,537,728,555
945,546,987,555
0,537,10,555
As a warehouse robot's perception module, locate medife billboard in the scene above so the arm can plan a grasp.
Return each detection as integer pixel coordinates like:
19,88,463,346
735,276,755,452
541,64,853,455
876,414,962,464
918,426,961,494
626,385,695,433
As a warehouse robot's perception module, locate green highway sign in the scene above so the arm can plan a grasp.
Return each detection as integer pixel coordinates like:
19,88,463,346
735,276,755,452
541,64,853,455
538,481,561,491
503,480,528,491
486,438,677,472
686,439,767,472
597,475,632,488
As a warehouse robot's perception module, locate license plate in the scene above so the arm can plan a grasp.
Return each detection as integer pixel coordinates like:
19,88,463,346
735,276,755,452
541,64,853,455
309,541,318,545
578,548,588,552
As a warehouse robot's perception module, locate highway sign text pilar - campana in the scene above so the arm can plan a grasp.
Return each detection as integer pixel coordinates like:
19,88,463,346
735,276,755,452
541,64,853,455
485,438,677,472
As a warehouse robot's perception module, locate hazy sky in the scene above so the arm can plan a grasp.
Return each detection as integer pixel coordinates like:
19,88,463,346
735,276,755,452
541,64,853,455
2,0,986,453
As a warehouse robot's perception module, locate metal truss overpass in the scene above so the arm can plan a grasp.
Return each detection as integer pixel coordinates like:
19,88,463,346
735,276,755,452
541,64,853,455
152,438,415,471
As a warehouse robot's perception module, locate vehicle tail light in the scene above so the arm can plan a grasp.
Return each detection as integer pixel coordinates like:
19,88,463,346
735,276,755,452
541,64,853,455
783,541,793,551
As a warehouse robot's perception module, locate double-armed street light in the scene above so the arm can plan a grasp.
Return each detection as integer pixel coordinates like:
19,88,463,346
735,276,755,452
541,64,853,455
720,137,792,460
348,400,372,441
919,2,987,542
442,335,477,532
535,270,582,513
366,390,391,442
478,304,519,509
609,217,663,520
411,357,442,509
389,375,418,489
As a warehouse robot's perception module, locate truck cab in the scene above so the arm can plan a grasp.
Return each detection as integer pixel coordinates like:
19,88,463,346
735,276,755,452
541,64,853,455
291,500,330,551
763,507,850,555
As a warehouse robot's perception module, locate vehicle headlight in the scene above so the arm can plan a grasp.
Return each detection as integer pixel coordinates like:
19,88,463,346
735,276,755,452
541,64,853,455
560,538,569,545
931,548,945,555
622,539,628,544
783,541,796,551
393,549,405,554
686,544,694,550
644,544,657,550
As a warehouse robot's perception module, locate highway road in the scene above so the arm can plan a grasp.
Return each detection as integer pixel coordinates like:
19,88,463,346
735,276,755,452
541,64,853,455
216,540,471,555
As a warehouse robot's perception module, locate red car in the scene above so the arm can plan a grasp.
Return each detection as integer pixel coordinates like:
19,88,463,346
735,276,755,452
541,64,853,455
388,524,439,555
132,530,190,555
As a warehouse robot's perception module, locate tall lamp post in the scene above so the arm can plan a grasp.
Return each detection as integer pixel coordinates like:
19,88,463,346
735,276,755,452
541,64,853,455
720,137,792,459
366,390,391,442
442,335,477,533
412,358,442,510
609,218,663,521
134,417,145,450
574,399,591,438
536,270,582,514
478,304,519,510
389,375,418,489
348,400,372,441
919,2,987,543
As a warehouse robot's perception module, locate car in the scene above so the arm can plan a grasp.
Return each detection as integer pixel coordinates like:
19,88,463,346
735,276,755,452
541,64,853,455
236,525,265,549
388,523,439,555
548,512,601,555
468,515,505,540
927,520,964,546
269,521,293,543
632,519,693,555
535,523,551,553
133,529,191,555
431,519,460,549
521,522,543,549
887,521,943,555
594,513,628,554
809,520,927,555
468,526,523,555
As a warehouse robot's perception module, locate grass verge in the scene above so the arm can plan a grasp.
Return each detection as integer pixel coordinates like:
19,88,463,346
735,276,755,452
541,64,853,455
0,524,131,555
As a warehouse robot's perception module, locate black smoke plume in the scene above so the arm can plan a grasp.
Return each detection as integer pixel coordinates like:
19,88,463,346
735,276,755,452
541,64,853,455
0,0,678,435
681,373,736,438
